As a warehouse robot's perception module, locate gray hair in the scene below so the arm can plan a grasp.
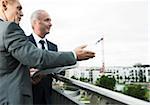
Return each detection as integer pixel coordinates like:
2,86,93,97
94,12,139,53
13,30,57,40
30,10,46,29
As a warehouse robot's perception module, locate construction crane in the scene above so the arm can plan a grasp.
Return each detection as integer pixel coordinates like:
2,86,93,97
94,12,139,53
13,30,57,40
95,37,105,74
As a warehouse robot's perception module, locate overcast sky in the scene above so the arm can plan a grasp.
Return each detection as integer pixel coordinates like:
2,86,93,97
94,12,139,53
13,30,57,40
20,0,149,67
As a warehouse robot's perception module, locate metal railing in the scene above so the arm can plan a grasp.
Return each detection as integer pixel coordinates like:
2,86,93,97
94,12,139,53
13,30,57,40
51,74,150,105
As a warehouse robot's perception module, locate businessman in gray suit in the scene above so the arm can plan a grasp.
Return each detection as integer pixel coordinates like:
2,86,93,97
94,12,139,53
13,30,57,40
0,0,95,105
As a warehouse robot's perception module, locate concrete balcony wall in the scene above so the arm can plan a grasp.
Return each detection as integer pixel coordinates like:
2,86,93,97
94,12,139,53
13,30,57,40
52,74,150,105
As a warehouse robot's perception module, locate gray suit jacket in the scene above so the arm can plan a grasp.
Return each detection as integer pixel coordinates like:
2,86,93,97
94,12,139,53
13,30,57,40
0,20,76,105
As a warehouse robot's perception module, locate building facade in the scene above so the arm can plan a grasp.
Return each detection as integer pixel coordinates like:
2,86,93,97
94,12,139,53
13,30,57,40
66,65,150,84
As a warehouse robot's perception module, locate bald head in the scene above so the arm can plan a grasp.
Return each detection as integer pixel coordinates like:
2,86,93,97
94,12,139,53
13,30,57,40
7,0,15,3
30,10,47,28
0,0,23,23
0,0,16,6
30,10,52,38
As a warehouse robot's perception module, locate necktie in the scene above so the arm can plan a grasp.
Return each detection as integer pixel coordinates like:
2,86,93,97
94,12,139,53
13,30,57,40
39,40,45,50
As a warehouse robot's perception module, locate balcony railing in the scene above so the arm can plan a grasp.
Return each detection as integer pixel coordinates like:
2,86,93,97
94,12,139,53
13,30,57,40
51,74,150,105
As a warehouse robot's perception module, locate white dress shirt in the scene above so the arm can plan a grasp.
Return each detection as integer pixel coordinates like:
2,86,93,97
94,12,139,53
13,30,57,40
32,32,48,50
32,32,77,59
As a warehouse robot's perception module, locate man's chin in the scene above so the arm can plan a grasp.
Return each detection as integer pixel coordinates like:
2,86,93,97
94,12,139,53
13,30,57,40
46,32,50,35
14,21,19,24
13,20,20,24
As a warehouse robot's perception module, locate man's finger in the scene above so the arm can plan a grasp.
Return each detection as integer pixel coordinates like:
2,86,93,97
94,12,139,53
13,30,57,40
79,45,87,49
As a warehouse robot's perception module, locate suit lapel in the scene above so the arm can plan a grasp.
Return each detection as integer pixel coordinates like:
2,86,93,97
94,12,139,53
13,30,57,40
0,18,4,21
46,39,58,51
46,39,51,50
28,34,37,47
28,35,57,51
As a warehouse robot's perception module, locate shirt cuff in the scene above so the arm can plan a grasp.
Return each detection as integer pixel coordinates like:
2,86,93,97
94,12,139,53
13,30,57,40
72,51,77,59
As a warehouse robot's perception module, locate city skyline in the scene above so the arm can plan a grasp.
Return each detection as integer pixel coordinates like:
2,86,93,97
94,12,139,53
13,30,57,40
20,0,149,67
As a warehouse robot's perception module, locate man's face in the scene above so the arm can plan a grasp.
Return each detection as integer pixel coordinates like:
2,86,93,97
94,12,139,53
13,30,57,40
5,0,23,24
37,12,52,38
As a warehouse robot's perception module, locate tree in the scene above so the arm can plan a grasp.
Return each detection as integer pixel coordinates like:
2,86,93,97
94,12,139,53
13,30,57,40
123,84,148,101
95,75,116,90
133,63,142,67
71,76,78,80
79,77,90,82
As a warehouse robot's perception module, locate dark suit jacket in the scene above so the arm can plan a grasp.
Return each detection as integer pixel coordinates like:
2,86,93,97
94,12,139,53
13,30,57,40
0,20,76,105
28,34,58,52
28,34,58,104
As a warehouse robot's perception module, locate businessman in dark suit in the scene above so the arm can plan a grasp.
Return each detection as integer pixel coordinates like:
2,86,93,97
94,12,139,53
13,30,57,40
0,0,95,104
28,34,57,105
28,10,59,104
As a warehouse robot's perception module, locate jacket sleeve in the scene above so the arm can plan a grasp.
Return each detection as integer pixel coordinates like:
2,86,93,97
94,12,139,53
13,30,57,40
4,22,76,70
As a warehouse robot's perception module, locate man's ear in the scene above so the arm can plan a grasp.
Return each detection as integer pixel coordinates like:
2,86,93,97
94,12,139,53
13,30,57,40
2,0,8,11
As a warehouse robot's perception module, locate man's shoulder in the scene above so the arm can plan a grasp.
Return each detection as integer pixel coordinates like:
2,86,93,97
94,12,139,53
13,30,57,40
27,34,37,45
27,34,34,41
0,21,13,25
0,22,20,32
27,34,33,38
46,39,58,51
47,40,57,46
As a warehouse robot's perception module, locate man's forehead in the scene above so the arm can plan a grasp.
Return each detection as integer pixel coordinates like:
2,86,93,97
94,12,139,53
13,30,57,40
9,0,19,4
15,0,22,9
12,0,21,5
40,12,50,18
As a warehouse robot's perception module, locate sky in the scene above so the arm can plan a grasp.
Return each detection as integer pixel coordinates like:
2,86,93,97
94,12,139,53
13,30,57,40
20,0,149,67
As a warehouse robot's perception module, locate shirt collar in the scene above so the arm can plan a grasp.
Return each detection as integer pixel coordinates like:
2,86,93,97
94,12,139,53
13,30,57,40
32,32,48,50
32,32,47,44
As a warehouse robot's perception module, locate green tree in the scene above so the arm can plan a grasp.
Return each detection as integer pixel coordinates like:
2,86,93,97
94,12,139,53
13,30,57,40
71,76,78,80
95,75,116,90
79,77,89,82
123,84,148,101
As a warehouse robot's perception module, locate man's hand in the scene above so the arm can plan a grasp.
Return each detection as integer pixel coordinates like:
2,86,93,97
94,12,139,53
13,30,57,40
30,68,46,85
30,68,39,77
74,45,95,61
30,68,41,85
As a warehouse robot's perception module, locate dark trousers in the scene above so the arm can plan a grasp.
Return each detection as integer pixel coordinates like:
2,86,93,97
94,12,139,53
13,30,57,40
32,75,52,105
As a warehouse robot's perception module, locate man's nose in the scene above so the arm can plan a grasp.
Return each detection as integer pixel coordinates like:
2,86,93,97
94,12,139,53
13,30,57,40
49,22,52,27
20,11,23,17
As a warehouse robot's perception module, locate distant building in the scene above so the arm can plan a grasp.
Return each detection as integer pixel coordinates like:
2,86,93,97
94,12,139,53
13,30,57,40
66,65,150,84
106,66,150,83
